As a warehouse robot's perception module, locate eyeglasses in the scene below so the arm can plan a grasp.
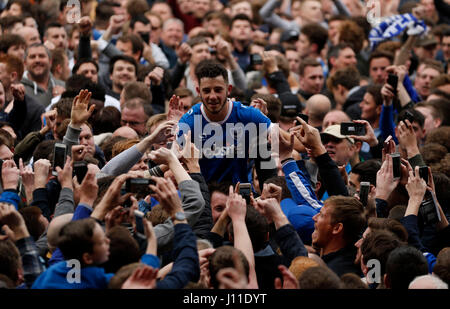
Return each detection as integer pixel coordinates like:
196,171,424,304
152,26,160,31
121,119,146,126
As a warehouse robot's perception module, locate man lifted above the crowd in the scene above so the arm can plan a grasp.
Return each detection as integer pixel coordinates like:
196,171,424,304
177,59,305,185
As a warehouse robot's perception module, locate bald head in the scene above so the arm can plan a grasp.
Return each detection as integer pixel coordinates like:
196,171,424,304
305,94,332,127
16,26,41,46
409,275,448,289
47,214,73,252
322,110,351,131
113,126,139,139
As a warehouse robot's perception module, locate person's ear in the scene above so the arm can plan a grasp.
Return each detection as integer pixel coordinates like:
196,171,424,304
361,257,368,276
82,252,94,265
311,43,318,54
376,104,382,116
10,71,17,82
196,86,200,95
383,273,390,289
332,222,343,235
337,84,344,96
329,56,336,68
354,141,362,152
17,267,24,286
227,84,233,94
56,63,62,75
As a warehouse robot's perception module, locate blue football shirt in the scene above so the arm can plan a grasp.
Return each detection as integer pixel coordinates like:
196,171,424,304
178,100,273,183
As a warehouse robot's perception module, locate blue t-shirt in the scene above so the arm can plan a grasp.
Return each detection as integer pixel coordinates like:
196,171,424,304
178,100,272,184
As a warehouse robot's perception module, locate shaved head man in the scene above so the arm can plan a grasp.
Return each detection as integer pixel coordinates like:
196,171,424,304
322,110,351,131
304,94,332,129
15,26,41,46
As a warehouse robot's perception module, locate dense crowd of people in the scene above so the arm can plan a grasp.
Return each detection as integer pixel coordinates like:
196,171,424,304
0,0,449,290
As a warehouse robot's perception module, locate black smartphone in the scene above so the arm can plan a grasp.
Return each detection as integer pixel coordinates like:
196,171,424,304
126,178,155,195
384,136,392,154
73,161,88,183
340,122,366,136
295,114,309,125
250,53,263,66
419,166,429,185
403,110,415,125
52,143,67,175
387,74,398,95
209,47,217,55
134,210,146,238
419,191,441,226
391,153,401,180
239,183,251,205
359,181,370,207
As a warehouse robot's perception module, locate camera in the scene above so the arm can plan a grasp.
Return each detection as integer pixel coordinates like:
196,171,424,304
250,53,263,66
340,122,366,136
125,178,155,198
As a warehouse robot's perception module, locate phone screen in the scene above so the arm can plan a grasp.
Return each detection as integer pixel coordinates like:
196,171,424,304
53,144,67,171
134,210,145,237
391,153,401,179
359,182,370,207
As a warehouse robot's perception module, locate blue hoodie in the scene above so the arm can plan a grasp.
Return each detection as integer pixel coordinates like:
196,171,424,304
31,261,114,289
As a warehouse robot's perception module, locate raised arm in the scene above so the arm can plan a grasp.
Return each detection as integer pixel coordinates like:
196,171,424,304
227,186,258,289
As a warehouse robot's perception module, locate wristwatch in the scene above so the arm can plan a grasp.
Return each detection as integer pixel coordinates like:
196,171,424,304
172,211,186,222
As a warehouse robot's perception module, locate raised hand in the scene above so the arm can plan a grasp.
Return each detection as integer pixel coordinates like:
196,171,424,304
91,172,136,220
261,51,278,74
70,89,94,128
348,120,378,147
250,98,268,115
381,83,395,105
55,156,73,189
226,185,247,223
176,43,192,64
0,202,29,241
167,95,185,122
121,265,158,289
2,160,19,190
291,116,326,158
149,176,183,218
148,146,178,166
375,154,400,201
405,166,427,204
74,164,99,206
147,66,164,86
33,159,51,189
147,120,177,145
261,183,282,203
78,16,93,37
397,119,419,157
11,84,25,102
19,158,34,202
274,265,300,289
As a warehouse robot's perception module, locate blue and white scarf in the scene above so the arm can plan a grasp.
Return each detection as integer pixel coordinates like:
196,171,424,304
369,13,427,51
